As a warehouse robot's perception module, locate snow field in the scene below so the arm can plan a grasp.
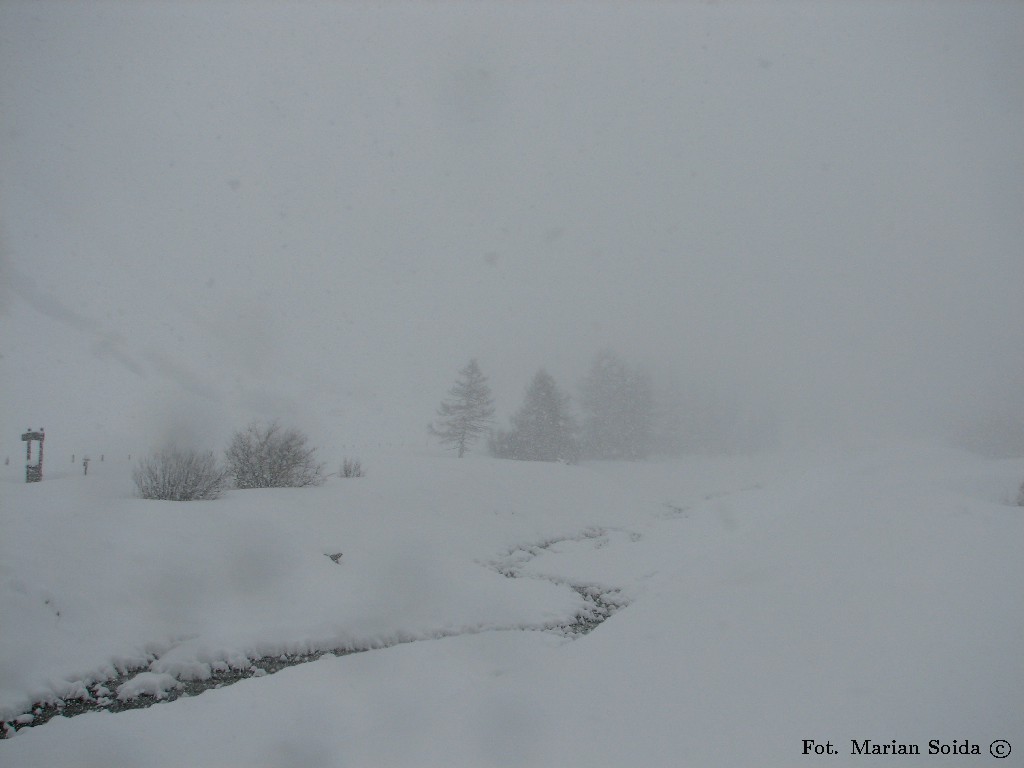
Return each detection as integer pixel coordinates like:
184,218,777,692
1,441,1022,766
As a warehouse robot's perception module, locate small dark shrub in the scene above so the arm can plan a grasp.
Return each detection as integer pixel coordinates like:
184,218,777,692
340,458,364,478
133,447,227,501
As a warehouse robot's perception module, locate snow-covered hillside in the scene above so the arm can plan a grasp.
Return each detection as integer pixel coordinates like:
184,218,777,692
2,442,1021,766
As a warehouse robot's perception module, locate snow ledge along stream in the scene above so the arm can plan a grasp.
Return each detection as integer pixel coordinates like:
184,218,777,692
2,530,628,738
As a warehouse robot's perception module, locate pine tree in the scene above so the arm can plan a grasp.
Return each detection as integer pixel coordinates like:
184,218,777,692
491,369,578,462
579,349,654,460
429,359,496,457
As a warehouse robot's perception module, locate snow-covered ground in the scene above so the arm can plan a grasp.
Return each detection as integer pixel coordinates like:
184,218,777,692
1,441,1021,767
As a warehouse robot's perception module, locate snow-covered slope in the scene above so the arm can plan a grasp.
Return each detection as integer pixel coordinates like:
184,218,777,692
2,442,1021,766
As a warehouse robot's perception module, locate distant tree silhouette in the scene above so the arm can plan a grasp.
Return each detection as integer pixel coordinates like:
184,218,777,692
579,349,654,460
491,369,578,462
429,359,495,457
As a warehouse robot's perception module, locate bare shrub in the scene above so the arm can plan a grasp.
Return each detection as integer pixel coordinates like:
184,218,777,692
340,458,364,478
133,447,227,501
225,420,325,489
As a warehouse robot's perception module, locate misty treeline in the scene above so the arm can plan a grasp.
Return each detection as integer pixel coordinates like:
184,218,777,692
430,350,756,462
133,420,359,501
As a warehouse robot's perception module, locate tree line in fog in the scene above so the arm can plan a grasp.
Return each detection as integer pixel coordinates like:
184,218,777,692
429,349,771,462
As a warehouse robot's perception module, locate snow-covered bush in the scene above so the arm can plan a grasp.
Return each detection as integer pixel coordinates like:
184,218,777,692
340,458,364,478
133,447,227,501
225,420,325,489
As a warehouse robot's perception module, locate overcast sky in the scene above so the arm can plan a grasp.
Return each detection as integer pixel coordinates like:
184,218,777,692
2,1,1022,459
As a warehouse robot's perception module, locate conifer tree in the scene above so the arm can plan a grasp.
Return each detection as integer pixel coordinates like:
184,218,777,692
429,359,495,457
579,349,654,460
491,369,578,462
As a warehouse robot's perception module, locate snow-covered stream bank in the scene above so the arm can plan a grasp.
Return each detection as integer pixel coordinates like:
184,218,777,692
3,533,627,737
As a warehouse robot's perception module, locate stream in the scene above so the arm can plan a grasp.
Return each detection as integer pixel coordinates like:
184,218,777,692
2,530,627,738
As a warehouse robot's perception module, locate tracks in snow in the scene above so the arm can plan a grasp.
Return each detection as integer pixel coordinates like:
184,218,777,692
2,528,634,738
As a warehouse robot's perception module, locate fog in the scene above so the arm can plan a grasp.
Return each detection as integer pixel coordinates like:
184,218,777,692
2,2,1022,460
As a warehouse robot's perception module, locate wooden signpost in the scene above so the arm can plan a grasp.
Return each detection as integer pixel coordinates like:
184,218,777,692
21,428,44,483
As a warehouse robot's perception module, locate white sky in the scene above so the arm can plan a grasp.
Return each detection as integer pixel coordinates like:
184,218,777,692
2,1,1022,458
